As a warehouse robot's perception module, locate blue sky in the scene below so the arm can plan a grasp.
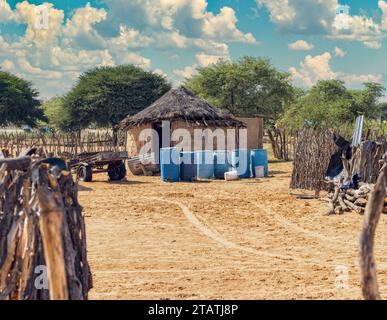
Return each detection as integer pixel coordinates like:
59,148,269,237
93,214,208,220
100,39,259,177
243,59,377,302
0,0,387,100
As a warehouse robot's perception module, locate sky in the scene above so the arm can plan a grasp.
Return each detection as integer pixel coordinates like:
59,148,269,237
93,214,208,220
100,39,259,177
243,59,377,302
0,0,387,101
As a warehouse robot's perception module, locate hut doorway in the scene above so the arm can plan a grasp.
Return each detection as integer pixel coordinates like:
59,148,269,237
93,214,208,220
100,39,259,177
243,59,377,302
153,122,171,163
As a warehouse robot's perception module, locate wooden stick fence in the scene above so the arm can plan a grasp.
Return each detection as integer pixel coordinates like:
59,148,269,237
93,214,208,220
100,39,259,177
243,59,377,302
0,155,92,300
0,131,125,159
267,128,298,161
290,129,339,194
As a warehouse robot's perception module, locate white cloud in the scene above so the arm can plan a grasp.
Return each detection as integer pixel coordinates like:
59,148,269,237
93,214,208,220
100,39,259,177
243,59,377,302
154,31,189,49
173,65,198,80
290,52,336,87
257,0,296,27
113,52,151,69
257,0,337,34
363,40,382,49
0,0,14,21
14,2,65,49
0,59,15,71
288,40,314,51
154,68,168,78
17,57,62,79
379,0,387,29
63,3,107,49
110,25,153,48
101,0,256,44
290,52,382,87
334,47,347,57
193,39,229,55
202,6,256,43
339,73,383,86
196,52,228,67
258,0,387,45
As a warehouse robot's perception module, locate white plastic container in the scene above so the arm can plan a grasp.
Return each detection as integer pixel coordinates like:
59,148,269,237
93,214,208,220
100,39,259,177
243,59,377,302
225,171,239,181
254,166,265,178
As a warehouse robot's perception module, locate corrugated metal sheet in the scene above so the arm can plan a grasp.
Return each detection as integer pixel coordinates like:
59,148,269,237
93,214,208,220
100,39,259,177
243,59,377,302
352,115,364,147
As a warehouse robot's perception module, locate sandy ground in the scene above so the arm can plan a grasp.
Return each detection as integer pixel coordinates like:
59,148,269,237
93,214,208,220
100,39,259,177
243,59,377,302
78,162,387,300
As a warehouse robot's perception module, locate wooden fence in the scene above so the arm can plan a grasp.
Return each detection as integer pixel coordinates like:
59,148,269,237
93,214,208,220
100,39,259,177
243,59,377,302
267,128,297,161
0,156,92,300
290,127,386,194
268,127,385,162
290,128,339,193
0,130,125,159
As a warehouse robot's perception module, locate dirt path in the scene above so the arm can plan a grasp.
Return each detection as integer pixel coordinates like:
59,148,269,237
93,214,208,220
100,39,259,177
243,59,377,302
79,162,387,300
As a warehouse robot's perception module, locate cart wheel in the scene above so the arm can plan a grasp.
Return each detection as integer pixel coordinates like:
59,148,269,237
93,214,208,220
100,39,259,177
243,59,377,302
77,165,93,182
108,161,126,181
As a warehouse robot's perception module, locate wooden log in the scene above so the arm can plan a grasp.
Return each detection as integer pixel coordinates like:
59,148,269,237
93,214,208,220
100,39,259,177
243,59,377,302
0,157,31,171
338,193,350,212
355,198,368,207
343,199,364,214
359,163,386,300
36,168,68,300
325,186,340,215
334,206,344,215
0,220,20,293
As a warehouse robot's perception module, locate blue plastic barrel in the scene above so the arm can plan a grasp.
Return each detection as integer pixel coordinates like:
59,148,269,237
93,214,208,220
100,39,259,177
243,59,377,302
160,148,180,182
180,152,197,182
251,149,269,177
196,151,214,179
231,149,251,178
214,150,231,179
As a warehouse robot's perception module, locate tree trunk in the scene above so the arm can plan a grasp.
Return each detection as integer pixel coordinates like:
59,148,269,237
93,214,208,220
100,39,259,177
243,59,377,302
267,129,279,159
359,161,386,300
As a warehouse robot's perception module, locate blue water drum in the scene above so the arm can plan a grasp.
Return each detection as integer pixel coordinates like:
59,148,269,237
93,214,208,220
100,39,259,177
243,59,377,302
231,149,251,178
160,148,180,182
251,149,269,177
180,152,197,182
196,150,214,179
214,150,231,179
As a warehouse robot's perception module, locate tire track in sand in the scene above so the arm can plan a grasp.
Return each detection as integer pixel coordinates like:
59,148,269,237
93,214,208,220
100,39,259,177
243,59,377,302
151,197,348,267
251,202,348,245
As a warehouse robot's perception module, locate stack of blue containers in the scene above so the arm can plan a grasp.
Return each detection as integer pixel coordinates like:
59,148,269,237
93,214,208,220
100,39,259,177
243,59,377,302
161,148,269,182
160,148,181,182
251,149,269,177
196,151,214,179
180,151,197,182
214,150,231,179
231,149,251,178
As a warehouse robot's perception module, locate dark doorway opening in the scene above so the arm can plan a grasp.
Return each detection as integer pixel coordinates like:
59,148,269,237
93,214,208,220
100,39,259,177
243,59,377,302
153,122,170,164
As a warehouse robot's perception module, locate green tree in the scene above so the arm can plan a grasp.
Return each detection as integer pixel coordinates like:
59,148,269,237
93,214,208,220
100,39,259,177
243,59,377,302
350,82,385,118
42,97,75,131
63,65,171,130
381,103,387,121
0,70,45,127
185,57,295,120
283,80,386,130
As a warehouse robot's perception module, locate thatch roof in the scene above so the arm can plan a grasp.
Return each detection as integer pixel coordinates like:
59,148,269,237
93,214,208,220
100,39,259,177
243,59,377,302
119,87,245,129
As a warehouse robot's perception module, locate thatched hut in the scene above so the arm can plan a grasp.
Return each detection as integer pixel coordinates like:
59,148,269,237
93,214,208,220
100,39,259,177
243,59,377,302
119,87,245,173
